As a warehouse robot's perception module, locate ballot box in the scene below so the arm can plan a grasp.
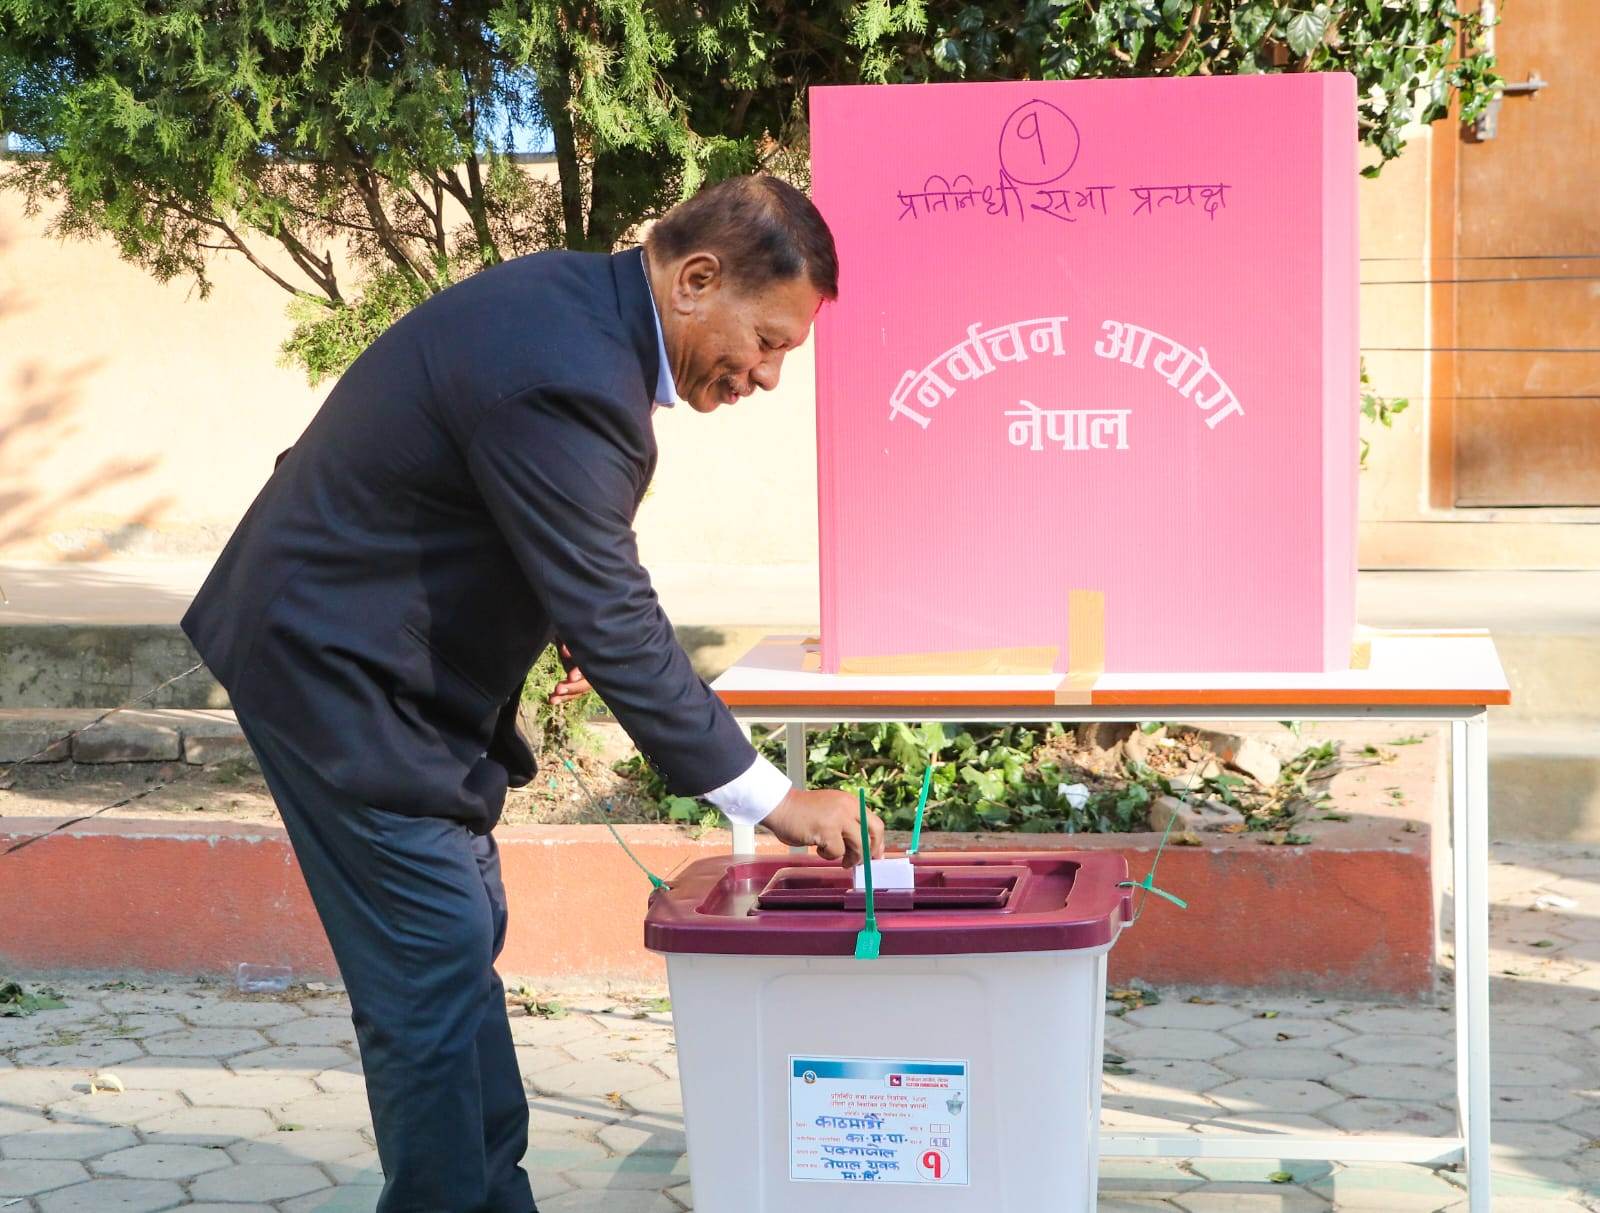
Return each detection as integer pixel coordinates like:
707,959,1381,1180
809,75,1359,675
645,851,1131,1210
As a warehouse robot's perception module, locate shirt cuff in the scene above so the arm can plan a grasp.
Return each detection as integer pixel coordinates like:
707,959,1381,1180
703,754,793,826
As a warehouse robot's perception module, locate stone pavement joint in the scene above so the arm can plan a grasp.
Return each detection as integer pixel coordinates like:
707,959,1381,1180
1,841,1598,1211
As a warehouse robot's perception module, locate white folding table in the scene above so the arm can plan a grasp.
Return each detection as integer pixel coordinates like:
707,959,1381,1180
710,629,1511,1211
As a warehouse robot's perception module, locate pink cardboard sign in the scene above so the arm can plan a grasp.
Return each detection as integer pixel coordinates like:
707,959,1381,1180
810,75,1358,674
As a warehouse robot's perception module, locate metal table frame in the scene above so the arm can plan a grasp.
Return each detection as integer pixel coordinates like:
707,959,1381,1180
721,700,1492,1211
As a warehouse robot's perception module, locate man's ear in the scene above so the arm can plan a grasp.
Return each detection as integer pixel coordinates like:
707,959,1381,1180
673,252,722,313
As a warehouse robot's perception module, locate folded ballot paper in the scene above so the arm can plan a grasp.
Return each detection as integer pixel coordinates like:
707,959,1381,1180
853,856,916,892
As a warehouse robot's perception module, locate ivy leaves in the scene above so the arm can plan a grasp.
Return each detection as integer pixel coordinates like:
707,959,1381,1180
881,1,1500,177
756,722,1156,835
1284,6,1333,58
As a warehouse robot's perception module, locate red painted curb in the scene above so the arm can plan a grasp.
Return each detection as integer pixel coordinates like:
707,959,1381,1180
0,818,1433,996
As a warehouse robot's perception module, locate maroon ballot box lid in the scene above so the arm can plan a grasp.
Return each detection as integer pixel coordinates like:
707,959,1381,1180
644,851,1132,958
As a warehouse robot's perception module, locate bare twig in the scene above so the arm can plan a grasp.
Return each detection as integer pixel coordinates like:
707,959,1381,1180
1154,0,1212,70
400,182,447,254
145,194,307,297
271,224,342,301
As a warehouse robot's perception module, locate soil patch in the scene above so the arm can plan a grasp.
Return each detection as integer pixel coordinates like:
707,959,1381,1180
0,722,661,827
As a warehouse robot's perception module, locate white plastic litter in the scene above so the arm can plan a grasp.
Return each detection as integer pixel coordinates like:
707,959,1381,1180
853,856,916,891
236,963,292,993
1058,783,1090,809
1535,894,1579,910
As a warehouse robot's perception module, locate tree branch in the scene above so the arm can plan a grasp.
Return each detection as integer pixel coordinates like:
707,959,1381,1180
586,149,633,253
345,158,428,285
461,147,500,264
271,224,342,302
147,193,309,297
730,90,754,137
1153,1,1211,70
277,196,430,246
400,182,446,255
456,80,501,265
215,221,307,297
539,37,587,249
436,167,473,211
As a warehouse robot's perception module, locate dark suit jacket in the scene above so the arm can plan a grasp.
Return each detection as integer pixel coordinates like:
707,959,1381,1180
183,249,754,833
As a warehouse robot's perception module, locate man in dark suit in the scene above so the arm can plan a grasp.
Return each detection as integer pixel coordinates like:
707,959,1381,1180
183,174,882,1213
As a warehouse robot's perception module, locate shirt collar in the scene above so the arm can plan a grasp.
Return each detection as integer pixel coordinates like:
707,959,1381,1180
641,252,677,407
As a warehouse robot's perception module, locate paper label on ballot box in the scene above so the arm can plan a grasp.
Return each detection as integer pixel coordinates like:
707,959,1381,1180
789,1056,970,1185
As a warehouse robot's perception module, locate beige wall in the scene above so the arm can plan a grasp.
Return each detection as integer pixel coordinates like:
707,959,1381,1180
1357,129,1433,528
0,194,324,559
0,189,821,605
4,133,1565,611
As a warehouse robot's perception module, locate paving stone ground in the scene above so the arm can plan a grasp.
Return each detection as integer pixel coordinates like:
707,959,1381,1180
3,840,1600,1211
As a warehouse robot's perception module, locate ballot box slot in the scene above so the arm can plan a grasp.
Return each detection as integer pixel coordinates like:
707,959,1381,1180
752,865,1033,913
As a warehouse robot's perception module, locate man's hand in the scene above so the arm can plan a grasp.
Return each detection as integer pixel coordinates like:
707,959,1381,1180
762,788,885,869
548,644,592,705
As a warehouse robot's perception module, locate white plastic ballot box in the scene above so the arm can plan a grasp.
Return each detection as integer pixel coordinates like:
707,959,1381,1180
644,851,1132,1211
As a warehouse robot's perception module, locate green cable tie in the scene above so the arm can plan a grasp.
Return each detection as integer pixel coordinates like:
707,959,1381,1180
854,789,881,960
909,764,933,855
562,758,667,891
1122,874,1189,910
1117,807,1189,923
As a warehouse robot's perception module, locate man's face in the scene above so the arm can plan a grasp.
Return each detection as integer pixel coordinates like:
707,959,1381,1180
657,252,824,413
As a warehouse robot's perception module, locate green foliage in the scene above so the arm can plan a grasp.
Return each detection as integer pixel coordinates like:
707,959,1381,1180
507,983,571,1018
1359,355,1410,469
281,267,436,385
0,979,66,1016
658,794,718,828
518,643,600,756
610,749,725,829
618,719,1347,839
3,1,1496,384
900,2,1500,176
1279,738,1339,803
619,721,1162,834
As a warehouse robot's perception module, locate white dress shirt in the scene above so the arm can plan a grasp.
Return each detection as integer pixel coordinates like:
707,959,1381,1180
642,258,793,826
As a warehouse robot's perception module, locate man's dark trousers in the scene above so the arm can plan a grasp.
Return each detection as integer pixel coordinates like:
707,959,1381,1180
242,717,536,1213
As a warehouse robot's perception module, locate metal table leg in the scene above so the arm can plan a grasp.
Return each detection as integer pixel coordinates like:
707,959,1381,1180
784,721,807,788
785,722,808,855
1453,713,1493,1212
730,720,757,855
1452,717,1472,1189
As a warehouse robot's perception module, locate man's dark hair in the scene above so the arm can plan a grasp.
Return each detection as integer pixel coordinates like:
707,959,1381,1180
646,175,839,300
